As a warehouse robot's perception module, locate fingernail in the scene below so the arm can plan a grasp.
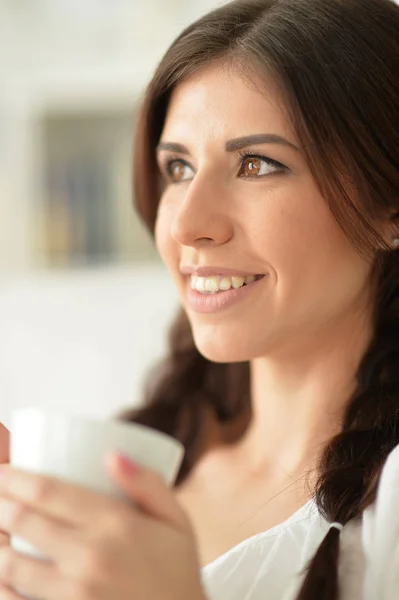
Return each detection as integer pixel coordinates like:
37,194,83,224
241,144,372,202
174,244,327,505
117,454,142,476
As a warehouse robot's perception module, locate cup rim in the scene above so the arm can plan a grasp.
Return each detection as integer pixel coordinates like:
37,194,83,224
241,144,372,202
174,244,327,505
11,406,184,454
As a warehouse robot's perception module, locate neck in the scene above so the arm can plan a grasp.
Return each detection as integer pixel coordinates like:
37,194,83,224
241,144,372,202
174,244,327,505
233,307,374,481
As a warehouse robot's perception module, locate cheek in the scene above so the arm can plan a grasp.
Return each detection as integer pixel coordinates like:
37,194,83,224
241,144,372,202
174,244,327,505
154,202,172,264
248,185,369,305
154,200,182,286
252,181,347,266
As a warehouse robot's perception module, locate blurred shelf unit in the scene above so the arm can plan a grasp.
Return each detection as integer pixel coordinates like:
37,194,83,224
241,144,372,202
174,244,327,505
2,74,160,272
40,100,161,269
38,106,159,268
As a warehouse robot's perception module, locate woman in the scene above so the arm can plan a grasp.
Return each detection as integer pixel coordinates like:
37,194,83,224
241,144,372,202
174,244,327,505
0,0,398,599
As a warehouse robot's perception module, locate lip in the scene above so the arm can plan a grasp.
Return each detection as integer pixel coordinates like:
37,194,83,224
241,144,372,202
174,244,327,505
185,274,267,314
180,265,263,277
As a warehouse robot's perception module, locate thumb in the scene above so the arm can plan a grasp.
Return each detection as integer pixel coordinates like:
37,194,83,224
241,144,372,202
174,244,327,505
0,530,9,548
0,424,10,548
0,424,10,464
105,452,192,533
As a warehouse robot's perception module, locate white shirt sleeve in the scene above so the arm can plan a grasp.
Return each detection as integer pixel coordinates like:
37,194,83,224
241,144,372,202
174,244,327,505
363,443,399,600
283,443,399,600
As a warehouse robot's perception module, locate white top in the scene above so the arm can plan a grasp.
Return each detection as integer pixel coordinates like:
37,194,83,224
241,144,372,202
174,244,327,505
201,443,399,600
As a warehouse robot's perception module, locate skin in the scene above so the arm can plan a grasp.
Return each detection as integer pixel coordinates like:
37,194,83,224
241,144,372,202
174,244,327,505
0,455,205,600
155,61,392,483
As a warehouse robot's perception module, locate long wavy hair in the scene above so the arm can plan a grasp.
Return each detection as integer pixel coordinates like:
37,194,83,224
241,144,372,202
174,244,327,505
120,0,399,598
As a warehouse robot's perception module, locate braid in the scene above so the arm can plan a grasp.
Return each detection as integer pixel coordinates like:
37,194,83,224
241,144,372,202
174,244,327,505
296,254,399,600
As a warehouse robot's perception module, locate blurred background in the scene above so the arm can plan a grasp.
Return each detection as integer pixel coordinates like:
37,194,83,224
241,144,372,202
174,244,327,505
0,0,222,428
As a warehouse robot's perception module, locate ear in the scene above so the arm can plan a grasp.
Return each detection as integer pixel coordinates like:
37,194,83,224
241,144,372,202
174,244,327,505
377,210,399,251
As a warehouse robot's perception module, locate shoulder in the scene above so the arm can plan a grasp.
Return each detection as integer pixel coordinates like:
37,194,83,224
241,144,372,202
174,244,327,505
369,442,399,539
361,442,399,600
380,443,399,480
374,443,399,521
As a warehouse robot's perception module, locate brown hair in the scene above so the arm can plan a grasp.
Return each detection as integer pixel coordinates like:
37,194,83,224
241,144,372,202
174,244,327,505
121,0,399,598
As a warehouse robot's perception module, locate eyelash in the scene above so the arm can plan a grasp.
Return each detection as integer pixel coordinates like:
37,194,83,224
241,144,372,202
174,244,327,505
235,150,287,176
161,151,287,182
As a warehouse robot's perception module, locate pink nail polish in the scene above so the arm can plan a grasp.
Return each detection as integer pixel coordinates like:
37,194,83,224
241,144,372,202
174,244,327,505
118,454,141,476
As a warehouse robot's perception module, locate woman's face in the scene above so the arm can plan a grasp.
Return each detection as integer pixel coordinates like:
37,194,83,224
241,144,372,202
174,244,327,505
154,62,373,362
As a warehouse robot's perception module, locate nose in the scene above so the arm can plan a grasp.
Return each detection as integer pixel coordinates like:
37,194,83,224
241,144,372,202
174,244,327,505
170,174,233,249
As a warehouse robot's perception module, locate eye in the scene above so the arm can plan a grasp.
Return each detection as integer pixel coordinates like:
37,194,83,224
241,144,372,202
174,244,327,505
237,152,286,178
165,159,194,183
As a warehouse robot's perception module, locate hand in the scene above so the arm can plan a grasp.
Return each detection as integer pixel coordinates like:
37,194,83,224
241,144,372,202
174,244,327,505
0,424,10,465
0,453,207,600
0,423,10,551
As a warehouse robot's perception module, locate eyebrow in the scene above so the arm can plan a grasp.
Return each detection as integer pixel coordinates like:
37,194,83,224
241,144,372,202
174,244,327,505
155,133,300,155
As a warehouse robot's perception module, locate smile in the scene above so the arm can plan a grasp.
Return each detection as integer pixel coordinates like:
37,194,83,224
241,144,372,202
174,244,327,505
186,274,266,313
191,274,264,294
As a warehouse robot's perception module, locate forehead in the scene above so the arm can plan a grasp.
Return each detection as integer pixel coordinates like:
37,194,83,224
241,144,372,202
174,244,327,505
161,61,293,143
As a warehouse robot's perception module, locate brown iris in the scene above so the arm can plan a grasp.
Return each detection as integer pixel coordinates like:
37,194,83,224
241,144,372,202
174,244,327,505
169,161,187,182
239,157,262,177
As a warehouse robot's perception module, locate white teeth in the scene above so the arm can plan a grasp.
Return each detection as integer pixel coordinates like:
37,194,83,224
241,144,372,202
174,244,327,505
231,276,245,289
196,277,205,292
219,276,232,291
204,277,219,292
191,274,260,294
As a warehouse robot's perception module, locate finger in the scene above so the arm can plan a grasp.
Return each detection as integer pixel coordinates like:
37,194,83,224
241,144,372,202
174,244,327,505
0,435,11,549
105,453,192,533
0,584,20,600
0,466,118,528
0,531,10,548
0,545,64,600
0,497,78,564
0,424,10,464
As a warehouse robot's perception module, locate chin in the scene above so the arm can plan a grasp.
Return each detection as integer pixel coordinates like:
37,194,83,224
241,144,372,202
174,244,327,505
191,326,260,363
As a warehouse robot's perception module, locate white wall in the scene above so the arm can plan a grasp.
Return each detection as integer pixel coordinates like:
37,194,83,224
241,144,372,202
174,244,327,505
0,265,180,429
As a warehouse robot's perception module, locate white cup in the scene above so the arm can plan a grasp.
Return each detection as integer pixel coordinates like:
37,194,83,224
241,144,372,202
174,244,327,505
10,407,185,561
